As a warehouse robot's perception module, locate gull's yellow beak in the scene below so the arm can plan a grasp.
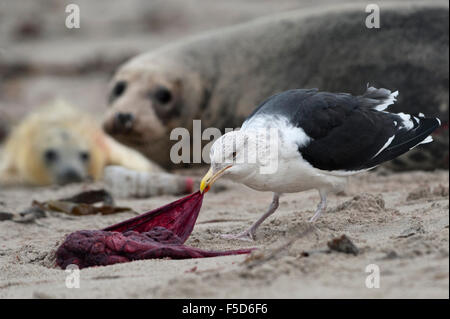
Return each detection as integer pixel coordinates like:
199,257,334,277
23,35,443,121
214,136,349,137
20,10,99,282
200,165,231,193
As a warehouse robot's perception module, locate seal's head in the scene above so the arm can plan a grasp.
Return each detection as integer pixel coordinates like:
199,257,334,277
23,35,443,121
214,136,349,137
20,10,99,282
103,53,206,166
33,126,92,185
2,99,109,186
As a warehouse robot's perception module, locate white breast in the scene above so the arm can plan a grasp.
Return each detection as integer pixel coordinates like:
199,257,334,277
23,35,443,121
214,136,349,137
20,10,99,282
235,121,348,193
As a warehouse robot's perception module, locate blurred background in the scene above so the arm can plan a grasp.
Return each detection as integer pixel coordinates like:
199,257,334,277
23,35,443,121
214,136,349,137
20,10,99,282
0,0,448,174
0,0,314,121
0,0,403,122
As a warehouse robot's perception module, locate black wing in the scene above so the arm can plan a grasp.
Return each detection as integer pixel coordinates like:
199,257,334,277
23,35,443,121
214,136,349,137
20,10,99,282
246,88,440,172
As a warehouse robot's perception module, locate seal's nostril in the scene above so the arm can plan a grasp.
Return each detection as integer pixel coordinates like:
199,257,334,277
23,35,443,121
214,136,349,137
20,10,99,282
58,168,83,185
114,112,134,129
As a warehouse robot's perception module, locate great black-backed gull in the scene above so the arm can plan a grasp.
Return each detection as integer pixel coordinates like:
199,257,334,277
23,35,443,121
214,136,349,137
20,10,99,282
200,87,440,241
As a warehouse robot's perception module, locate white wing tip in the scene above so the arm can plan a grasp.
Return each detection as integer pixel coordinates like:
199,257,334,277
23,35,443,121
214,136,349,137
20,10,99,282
409,135,434,150
420,135,433,145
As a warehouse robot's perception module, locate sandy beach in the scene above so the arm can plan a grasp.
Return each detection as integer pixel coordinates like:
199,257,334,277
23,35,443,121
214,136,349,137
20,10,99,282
0,169,448,298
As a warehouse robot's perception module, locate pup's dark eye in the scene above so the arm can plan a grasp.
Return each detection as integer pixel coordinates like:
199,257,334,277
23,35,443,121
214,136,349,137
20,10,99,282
112,81,127,99
44,149,58,163
79,151,90,162
232,151,237,159
154,86,172,104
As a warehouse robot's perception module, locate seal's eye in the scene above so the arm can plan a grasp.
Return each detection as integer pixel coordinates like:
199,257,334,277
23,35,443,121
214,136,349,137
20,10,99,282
154,86,172,104
112,81,127,99
79,151,90,162
44,149,58,163
232,151,237,159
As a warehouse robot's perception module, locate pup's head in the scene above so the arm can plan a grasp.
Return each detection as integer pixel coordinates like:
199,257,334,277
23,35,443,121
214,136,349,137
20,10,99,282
102,54,205,166
31,126,93,185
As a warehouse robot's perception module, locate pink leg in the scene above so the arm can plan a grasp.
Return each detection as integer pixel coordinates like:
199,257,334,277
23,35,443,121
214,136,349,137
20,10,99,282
309,189,327,222
222,193,280,241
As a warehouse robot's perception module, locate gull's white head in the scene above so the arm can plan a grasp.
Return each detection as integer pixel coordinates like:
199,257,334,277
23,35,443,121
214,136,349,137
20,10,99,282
200,129,279,192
